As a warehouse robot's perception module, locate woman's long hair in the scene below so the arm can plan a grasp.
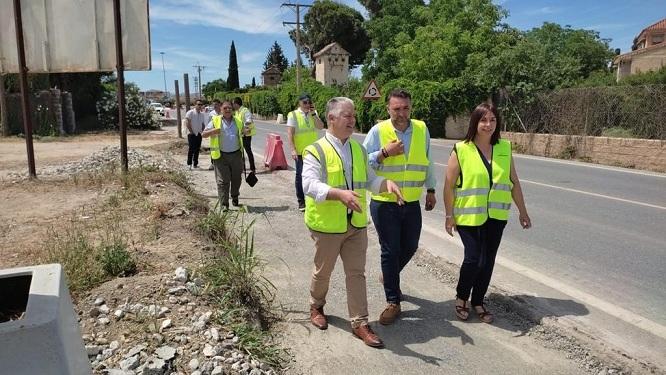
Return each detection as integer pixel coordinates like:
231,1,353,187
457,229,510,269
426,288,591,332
464,103,502,145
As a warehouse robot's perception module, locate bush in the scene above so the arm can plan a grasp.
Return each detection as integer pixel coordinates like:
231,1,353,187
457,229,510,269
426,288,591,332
96,81,158,130
98,241,137,277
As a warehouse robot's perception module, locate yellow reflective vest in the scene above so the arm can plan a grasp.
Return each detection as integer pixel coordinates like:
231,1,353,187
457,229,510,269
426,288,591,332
303,137,369,233
453,139,513,226
289,110,318,155
371,119,429,203
234,106,256,136
209,115,244,160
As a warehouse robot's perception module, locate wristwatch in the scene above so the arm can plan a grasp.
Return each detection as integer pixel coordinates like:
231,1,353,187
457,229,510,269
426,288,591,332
426,188,435,194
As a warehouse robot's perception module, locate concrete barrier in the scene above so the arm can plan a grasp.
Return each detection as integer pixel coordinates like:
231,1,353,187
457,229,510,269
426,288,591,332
0,264,91,375
276,114,284,124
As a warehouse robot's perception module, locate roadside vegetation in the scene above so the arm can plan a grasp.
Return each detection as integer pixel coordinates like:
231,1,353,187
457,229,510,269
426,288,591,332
198,210,285,368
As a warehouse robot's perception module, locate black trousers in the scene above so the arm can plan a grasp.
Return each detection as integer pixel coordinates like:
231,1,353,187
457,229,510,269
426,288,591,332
243,136,255,171
455,218,507,306
187,133,202,166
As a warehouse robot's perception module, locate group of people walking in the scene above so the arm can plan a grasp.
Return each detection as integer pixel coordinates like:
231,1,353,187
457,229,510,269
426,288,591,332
184,97,255,210
186,87,532,349
295,89,531,348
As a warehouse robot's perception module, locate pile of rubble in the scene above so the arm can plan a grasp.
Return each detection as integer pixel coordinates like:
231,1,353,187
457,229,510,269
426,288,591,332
7,146,176,180
81,267,276,375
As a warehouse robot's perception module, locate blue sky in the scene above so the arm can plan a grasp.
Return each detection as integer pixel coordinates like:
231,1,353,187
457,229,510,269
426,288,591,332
127,0,666,93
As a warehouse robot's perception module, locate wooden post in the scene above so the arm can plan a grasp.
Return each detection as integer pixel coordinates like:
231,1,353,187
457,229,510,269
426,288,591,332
174,79,182,138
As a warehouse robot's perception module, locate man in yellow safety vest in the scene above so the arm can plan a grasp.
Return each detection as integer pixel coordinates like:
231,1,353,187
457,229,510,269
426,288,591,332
202,100,244,210
302,96,403,348
363,89,438,326
232,97,256,173
287,94,325,211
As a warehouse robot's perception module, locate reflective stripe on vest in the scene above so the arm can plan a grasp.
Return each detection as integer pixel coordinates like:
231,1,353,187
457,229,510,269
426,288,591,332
371,119,429,203
453,139,513,226
209,115,244,160
235,106,256,136
303,137,369,233
290,110,318,155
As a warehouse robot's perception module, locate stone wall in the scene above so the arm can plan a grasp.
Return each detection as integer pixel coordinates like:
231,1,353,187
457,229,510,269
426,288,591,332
501,132,666,172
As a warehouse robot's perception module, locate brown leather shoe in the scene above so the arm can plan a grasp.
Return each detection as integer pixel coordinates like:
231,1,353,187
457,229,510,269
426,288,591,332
379,303,401,325
352,324,384,348
310,305,328,330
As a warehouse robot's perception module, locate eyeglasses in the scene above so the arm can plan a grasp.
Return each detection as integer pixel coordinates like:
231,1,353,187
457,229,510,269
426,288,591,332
196,103,203,106
301,100,311,105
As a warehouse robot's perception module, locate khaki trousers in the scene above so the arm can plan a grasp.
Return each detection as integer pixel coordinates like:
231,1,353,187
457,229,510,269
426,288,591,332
212,150,242,207
309,225,369,328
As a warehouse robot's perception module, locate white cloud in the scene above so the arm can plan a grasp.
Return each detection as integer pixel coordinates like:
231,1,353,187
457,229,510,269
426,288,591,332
240,51,264,63
523,6,558,16
151,0,285,35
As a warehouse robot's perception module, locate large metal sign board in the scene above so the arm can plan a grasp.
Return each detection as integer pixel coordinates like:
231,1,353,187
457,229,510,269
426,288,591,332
0,0,151,73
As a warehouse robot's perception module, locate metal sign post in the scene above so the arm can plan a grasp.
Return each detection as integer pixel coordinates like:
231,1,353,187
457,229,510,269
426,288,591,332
12,0,36,178
113,0,128,173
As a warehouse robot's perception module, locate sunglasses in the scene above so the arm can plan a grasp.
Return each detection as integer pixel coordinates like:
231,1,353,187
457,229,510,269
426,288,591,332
196,103,203,106
301,100,311,105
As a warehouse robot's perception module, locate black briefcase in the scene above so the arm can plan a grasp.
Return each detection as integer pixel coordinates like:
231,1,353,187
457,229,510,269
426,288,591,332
245,171,258,187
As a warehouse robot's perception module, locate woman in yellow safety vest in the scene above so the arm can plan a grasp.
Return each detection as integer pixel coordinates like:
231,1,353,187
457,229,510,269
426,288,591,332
443,102,531,324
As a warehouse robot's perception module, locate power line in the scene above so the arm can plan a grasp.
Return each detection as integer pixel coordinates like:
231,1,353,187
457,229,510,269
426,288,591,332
281,2,312,93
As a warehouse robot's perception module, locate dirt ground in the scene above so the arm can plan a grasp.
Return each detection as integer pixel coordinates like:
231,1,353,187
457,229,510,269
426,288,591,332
0,128,654,375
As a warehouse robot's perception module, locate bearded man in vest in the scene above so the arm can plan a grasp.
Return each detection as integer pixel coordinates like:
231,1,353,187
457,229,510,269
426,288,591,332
303,97,403,348
202,100,244,211
232,97,256,173
363,89,438,325
288,94,325,212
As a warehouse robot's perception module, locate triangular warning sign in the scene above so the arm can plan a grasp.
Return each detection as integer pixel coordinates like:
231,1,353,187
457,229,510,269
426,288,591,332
363,80,381,100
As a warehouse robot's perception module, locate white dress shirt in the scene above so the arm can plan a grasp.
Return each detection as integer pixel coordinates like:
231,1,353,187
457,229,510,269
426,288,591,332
303,132,385,203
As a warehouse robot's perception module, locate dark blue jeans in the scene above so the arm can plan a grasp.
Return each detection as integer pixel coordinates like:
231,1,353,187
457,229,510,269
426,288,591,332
455,218,507,306
295,155,305,204
370,200,422,304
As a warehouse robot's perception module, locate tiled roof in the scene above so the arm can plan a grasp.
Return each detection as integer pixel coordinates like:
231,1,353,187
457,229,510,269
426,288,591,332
313,42,350,58
644,18,666,32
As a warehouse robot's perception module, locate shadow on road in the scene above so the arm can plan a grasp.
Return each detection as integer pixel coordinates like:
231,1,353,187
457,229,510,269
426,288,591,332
486,293,590,336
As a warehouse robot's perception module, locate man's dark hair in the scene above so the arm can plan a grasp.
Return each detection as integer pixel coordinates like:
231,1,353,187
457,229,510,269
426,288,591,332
233,97,243,106
464,102,502,145
386,89,411,102
195,99,204,105
221,100,233,107
212,99,221,104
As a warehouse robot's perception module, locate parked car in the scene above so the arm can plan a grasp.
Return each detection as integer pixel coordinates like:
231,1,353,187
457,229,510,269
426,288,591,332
149,102,165,116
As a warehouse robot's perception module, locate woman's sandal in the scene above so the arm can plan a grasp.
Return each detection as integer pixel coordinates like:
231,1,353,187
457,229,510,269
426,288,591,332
455,298,469,321
474,304,494,324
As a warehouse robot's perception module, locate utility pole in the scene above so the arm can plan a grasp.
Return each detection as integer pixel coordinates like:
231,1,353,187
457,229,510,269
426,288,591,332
193,62,206,99
160,52,167,98
282,2,311,93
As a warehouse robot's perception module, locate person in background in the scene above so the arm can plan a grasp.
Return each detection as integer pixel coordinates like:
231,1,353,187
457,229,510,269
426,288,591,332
443,102,531,324
287,94,324,211
202,100,244,210
233,97,256,173
207,99,222,170
185,99,209,169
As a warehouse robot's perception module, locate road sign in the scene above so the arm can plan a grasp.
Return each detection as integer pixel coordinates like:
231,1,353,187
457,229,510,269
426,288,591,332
363,80,381,100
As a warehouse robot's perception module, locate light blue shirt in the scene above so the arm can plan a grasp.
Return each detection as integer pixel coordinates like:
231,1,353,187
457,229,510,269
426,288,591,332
362,120,437,190
205,116,240,152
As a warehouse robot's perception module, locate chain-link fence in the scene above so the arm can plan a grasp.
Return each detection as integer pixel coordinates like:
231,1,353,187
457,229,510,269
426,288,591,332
500,85,666,140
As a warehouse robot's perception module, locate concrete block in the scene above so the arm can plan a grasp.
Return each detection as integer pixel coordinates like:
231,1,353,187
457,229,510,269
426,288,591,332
0,264,91,375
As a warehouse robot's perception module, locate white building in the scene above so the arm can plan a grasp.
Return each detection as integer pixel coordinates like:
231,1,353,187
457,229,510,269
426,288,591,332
314,42,350,86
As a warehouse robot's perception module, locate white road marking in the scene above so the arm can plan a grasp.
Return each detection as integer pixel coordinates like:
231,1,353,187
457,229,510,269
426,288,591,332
522,179,666,210
421,222,666,340
255,123,664,208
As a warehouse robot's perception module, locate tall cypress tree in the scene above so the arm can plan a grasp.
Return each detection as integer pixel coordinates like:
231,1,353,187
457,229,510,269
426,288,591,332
251,77,256,88
227,41,240,90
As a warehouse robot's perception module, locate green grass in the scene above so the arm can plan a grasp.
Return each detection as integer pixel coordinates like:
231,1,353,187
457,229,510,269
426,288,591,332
601,127,637,139
199,210,285,367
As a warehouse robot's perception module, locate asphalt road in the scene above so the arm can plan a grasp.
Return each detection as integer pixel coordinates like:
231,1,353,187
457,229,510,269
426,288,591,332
248,119,666,319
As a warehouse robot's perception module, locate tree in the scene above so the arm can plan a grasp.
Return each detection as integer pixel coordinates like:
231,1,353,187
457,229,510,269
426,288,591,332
263,41,289,73
251,77,256,88
202,78,228,98
290,0,371,67
227,41,239,91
